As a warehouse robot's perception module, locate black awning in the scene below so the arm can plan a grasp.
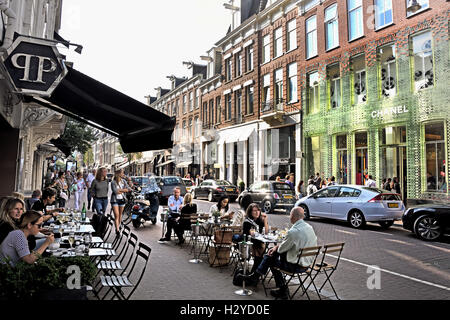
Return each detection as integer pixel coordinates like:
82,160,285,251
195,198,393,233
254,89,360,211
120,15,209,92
29,67,175,153
50,138,72,157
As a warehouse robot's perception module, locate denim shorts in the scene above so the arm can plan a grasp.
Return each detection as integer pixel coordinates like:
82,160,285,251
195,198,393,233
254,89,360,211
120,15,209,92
111,199,126,207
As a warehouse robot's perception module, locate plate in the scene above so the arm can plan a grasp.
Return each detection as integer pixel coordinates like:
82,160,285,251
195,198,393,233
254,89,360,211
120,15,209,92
388,203,399,208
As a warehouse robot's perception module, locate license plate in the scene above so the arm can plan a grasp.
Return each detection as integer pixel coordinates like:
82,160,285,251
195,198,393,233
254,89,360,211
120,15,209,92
226,188,234,192
284,195,293,199
132,214,138,220
388,203,399,208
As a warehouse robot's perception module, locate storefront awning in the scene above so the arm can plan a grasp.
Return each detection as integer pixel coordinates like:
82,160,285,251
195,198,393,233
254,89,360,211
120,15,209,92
50,138,72,158
156,159,175,168
176,161,192,168
117,161,129,170
25,67,175,153
217,124,256,145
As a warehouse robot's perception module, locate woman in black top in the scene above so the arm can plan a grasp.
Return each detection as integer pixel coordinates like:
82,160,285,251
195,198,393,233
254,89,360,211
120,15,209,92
175,193,197,245
242,203,269,275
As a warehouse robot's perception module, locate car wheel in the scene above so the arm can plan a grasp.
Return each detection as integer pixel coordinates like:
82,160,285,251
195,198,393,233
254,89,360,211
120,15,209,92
192,190,196,199
379,221,394,229
208,192,214,202
348,210,366,229
413,215,442,241
299,204,310,220
262,200,273,214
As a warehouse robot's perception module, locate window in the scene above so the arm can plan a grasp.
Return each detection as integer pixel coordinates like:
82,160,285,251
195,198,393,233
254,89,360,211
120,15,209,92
246,46,254,72
188,118,193,140
175,100,179,116
274,27,283,58
195,89,200,109
183,95,187,113
325,4,339,50
406,0,429,17
306,15,317,58
287,62,298,103
274,68,283,106
235,52,243,77
315,186,339,198
337,187,360,197
348,0,364,41
202,102,208,126
225,57,232,81
194,116,200,137
209,100,214,126
246,85,254,114
215,96,221,124
307,71,319,114
378,43,397,98
189,92,193,111
171,102,175,116
375,0,393,29
287,19,297,51
352,54,366,104
262,74,271,110
235,90,242,123
182,120,186,138
412,31,433,91
336,135,348,184
225,94,232,120
262,34,270,64
425,123,446,192
327,64,341,108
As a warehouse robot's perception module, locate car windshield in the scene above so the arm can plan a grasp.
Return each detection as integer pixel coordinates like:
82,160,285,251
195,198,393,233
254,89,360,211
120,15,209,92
273,183,292,190
362,187,388,194
163,177,182,185
216,180,232,186
184,180,193,186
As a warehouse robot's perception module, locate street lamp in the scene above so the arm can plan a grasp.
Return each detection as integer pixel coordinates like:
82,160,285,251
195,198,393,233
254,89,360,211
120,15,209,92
406,0,422,14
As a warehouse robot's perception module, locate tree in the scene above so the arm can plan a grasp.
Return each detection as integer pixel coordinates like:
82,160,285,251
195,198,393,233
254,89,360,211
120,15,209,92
60,119,96,155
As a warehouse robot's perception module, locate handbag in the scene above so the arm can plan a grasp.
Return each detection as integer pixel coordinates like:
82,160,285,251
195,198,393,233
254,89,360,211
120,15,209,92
60,191,68,200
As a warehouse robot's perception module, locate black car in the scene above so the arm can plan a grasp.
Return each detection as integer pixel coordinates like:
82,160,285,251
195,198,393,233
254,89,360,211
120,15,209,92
402,204,450,241
155,176,187,204
238,181,296,214
192,179,239,202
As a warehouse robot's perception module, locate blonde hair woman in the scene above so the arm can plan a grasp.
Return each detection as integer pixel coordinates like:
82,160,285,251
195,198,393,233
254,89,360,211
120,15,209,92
110,169,131,233
0,197,25,244
175,193,197,245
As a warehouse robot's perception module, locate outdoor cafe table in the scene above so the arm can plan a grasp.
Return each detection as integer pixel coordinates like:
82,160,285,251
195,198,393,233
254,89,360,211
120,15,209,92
52,224,96,234
197,217,232,255
46,247,117,258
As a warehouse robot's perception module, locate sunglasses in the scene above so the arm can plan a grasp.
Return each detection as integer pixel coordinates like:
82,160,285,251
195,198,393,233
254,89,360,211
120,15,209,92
34,223,43,228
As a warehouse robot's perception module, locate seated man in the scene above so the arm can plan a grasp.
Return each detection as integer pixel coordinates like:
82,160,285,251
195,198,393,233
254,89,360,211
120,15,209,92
244,206,317,299
159,187,184,242
31,188,61,223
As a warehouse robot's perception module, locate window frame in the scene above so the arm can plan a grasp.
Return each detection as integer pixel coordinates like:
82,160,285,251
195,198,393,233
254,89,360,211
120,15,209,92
287,62,298,104
306,15,318,59
274,27,283,58
262,34,271,64
287,19,297,52
375,0,393,30
246,46,254,72
347,0,364,41
411,30,434,92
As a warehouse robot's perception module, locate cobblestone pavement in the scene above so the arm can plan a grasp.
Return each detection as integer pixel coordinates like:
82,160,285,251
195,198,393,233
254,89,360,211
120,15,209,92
68,192,450,300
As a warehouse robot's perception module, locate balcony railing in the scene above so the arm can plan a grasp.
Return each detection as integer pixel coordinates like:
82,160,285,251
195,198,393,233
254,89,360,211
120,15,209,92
261,98,285,114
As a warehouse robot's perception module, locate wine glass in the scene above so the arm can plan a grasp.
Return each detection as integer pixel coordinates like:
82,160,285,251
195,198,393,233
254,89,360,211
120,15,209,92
68,232,75,252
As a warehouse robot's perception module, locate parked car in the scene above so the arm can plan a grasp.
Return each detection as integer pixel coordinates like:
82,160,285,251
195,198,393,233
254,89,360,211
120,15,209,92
295,185,405,229
182,178,195,193
131,176,150,189
192,179,239,202
402,204,450,241
238,181,296,214
155,176,187,204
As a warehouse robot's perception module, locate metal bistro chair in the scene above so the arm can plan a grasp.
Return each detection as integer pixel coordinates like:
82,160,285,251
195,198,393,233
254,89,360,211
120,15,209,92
268,246,322,300
98,242,152,300
312,242,345,300
209,225,234,270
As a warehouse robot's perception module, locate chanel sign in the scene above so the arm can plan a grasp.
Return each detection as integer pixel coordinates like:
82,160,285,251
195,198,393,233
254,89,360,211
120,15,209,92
2,36,67,96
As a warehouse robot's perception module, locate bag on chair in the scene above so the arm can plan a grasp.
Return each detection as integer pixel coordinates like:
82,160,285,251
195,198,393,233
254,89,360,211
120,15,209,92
91,213,108,237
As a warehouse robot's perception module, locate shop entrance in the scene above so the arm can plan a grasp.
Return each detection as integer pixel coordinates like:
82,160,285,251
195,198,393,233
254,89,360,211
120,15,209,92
355,132,368,185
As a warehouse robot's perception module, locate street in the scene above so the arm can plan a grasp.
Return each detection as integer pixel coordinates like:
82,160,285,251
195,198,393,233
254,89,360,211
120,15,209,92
122,198,450,300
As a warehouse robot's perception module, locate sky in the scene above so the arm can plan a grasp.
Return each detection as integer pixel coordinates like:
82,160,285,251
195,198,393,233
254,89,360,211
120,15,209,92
59,0,231,104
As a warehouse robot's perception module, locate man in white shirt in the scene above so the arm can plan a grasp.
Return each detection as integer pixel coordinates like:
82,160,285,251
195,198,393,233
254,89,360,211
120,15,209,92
365,175,376,188
86,169,96,210
244,206,317,299
159,187,184,242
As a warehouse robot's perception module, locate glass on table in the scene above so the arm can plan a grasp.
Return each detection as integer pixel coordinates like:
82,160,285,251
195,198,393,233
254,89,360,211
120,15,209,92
68,232,75,249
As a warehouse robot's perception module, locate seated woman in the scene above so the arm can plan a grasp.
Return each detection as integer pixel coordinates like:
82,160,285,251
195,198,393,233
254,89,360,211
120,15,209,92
174,193,197,245
0,197,25,245
209,196,234,220
242,203,269,276
0,211,54,266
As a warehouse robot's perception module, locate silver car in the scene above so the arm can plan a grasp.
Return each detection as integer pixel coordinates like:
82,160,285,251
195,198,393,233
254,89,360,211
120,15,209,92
294,185,405,229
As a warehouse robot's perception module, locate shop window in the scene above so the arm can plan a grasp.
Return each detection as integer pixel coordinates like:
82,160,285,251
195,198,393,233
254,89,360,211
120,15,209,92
311,136,321,177
274,27,283,58
425,123,446,192
352,54,366,104
375,0,393,29
412,31,433,91
355,132,368,185
327,63,341,108
288,62,298,103
380,127,407,187
262,34,270,64
336,135,348,184
287,19,297,51
274,68,283,107
348,0,364,41
307,71,320,114
306,15,317,59
325,4,339,50
378,44,397,98
246,86,254,114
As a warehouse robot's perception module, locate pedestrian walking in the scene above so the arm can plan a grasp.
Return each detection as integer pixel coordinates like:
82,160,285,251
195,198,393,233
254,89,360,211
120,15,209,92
86,169,96,210
365,175,376,188
74,172,86,211
53,172,68,208
307,179,318,196
110,169,131,233
90,168,109,215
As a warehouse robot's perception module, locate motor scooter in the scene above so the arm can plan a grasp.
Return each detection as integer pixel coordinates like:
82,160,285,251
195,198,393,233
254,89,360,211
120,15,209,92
131,191,159,228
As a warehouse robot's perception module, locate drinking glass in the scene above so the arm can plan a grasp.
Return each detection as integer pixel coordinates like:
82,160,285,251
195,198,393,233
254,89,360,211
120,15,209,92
68,232,75,250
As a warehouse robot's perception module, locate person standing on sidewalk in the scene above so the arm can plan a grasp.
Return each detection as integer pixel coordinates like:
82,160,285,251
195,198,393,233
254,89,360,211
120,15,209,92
86,169,96,210
53,172,68,208
74,172,86,211
111,169,131,233
90,168,109,215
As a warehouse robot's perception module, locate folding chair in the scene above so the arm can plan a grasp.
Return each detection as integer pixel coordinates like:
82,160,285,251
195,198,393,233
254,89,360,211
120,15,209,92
265,246,322,300
98,242,152,300
209,226,233,269
313,242,345,300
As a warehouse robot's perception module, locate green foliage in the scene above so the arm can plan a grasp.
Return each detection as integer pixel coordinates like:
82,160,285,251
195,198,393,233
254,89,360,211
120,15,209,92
60,119,96,155
0,256,96,300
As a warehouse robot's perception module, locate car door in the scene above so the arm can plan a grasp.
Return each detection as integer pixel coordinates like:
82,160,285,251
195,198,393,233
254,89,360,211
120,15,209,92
249,182,262,203
331,187,361,220
197,182,207,198
307,187,339,217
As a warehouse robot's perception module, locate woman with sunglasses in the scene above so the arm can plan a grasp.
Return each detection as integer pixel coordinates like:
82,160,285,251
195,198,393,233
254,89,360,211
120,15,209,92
0,210,54,266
